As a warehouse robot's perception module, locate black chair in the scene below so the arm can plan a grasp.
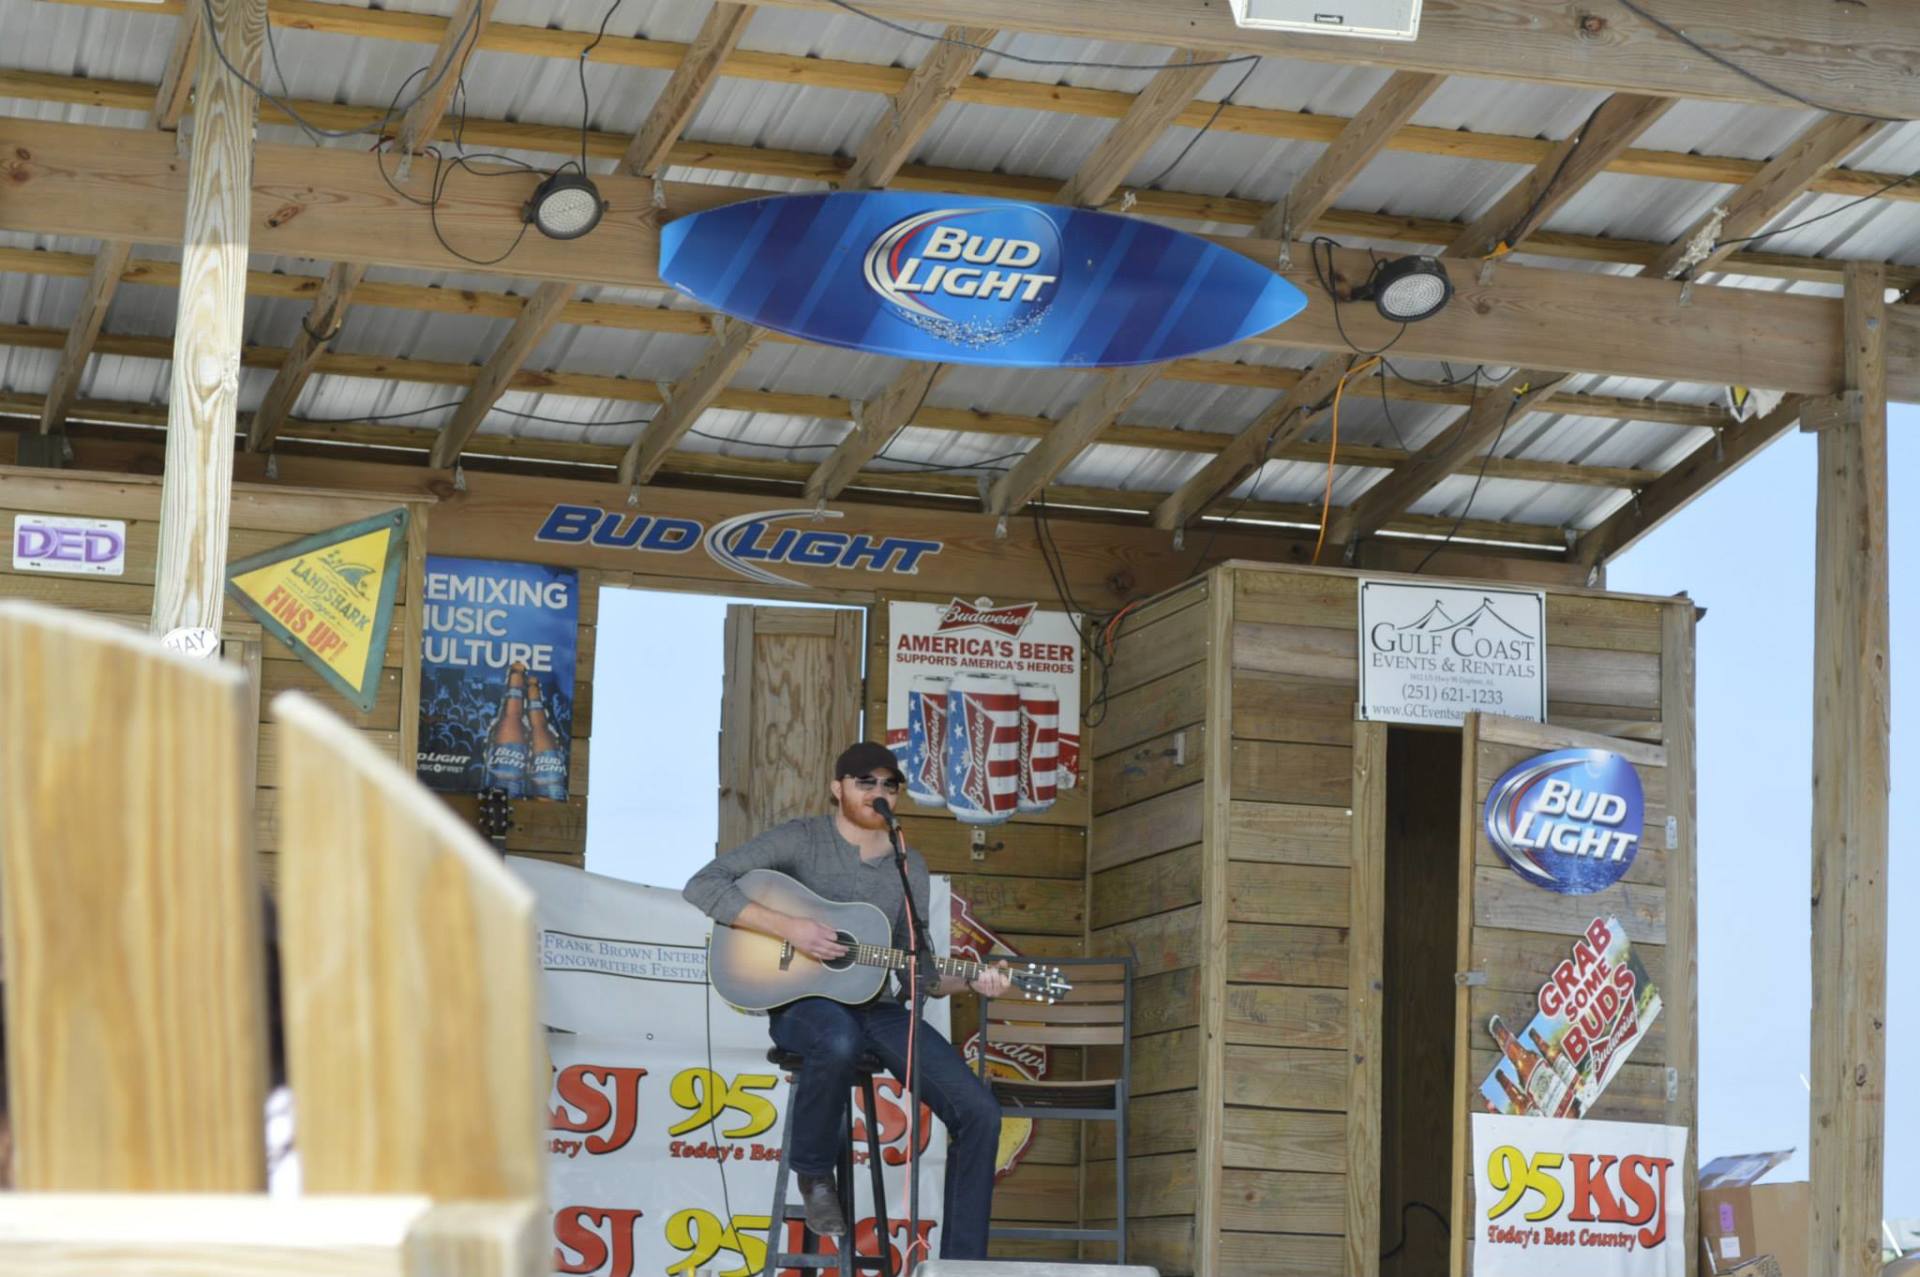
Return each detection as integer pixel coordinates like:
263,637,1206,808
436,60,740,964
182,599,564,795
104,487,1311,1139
763,1046,894,1277
973,954,1134,1261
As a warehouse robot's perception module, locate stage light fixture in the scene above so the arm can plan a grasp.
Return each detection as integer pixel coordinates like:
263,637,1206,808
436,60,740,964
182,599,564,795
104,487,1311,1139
526,171,606,240
1352,254,1453,323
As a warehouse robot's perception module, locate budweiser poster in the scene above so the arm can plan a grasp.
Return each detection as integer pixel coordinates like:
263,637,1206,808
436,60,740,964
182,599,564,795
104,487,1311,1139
417,556,578,799
885,598,1082,827
1480,917,1662,1120
1472,1114,1689,1275
510,859,952,1277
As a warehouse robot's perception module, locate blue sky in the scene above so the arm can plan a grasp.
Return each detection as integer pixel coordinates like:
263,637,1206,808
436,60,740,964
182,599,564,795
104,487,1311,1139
587,418,1914,1217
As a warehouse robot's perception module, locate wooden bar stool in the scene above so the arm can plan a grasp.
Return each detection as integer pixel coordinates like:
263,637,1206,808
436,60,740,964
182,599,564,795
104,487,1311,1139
764,1046,895,1277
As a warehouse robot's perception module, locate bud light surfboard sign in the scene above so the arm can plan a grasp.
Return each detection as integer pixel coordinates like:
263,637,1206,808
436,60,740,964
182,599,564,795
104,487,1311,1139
658,192,1308,367
1484,749,1645,896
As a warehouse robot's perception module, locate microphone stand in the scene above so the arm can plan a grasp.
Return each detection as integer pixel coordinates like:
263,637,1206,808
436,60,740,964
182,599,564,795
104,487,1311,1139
884,804,934,1271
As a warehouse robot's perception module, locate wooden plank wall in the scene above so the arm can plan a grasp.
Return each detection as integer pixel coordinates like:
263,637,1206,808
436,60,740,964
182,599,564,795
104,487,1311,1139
0,473,428,887
1081,578,1211,1273
865,596,1092,1257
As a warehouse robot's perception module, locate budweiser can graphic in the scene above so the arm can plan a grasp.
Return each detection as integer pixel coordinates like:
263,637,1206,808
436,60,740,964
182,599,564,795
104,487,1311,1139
1016,680,1060,813
944,670,1021,825
903,675,952,807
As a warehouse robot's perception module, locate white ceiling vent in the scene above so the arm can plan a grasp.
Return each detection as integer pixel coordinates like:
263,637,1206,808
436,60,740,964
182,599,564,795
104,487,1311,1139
1228,0,1422,41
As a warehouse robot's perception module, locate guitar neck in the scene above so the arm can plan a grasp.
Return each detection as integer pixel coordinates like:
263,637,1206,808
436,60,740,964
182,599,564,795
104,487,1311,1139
849,942,987,984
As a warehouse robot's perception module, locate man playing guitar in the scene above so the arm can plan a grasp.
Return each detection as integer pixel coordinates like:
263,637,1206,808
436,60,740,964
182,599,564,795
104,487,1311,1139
682,742,1011,1257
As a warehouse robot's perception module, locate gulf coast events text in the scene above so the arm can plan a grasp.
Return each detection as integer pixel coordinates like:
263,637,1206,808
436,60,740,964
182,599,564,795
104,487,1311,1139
424,571,571,671
894,634,1076,675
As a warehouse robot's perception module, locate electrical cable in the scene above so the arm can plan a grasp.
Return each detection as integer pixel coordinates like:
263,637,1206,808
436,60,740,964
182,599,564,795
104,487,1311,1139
576,0,626,173
811,0,1261,73
1374,365,1413,453
1310,355,1379,565
1491,98,1607,255
1118,55,1262,199
1311,237,1409,358
1413,378,1517,574
1379,1200,1450,1263
1705,165,1920,255
1613,0,1914,124
197,0,483,140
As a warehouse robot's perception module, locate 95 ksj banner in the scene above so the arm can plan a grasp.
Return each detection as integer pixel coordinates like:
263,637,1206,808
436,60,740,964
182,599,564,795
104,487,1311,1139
1472,1114,1689,1277
511,859,951,1277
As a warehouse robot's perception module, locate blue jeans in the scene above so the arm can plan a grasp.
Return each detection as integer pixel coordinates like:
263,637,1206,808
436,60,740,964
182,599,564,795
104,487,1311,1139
770,997,1002,1261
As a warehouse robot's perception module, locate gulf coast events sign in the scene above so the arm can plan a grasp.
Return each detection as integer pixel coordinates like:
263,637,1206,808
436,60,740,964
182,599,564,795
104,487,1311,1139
659,192,1308,368
511,859,952,1277
1473,1114,1689,1276
1357,578,1546,726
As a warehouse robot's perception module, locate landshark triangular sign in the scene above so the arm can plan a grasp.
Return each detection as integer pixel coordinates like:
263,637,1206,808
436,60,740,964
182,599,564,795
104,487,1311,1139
225,509,409,713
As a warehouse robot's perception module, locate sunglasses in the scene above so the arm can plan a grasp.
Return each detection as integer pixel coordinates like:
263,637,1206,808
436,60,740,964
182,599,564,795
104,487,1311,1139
847,774,902,793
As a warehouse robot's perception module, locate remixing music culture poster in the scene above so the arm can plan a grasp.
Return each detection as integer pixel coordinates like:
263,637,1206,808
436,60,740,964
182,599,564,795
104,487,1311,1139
417,556,579,798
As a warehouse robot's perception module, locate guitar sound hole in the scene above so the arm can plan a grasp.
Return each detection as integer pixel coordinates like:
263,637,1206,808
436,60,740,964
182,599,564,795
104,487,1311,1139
822,932,857,971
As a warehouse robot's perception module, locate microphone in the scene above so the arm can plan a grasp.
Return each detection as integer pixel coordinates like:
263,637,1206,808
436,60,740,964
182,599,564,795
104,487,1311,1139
872,796,901,831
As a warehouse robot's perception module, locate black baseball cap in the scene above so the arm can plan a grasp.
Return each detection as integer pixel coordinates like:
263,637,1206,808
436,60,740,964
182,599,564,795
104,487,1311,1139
835,741,904,782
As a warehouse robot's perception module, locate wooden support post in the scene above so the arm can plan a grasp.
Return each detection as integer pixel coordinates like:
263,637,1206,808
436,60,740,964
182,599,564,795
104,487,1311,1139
841,27,996,190
39,240,133,434
983,362,1164,517
1661,603,1701,1277
149,0,264,638
622,2,756,177
429,281,575,469
152,0,203,130
1808,261,1890,1277
618,318,764,486
246,261,366,452
803,362,944,501
1057,50,1228,208
1348,721,1387,1277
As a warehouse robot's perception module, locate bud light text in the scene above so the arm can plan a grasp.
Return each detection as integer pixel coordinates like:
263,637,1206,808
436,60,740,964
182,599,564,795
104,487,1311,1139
1484,749,1645,895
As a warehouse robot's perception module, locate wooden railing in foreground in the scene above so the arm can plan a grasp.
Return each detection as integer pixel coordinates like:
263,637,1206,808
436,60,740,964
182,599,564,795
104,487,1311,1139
0,601,546,1275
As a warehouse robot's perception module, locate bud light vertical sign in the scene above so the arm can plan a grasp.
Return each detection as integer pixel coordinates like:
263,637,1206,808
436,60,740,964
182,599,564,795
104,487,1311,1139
419,557,578,799
1484,749,1645,895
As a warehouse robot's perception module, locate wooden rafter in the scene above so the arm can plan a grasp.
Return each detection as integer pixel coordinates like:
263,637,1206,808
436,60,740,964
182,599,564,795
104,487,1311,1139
245,262,366,452
0,248,1752,431
1152,354,1352,530
622,2,755,178
842,26,996,190
1254,71,1442,238
152,1,202,130
1322,91,1677,548
1443,93,1674,258
1649,114,1888,280
38,242,132,436
8,118,1890,396
32,1,1920,210
428,282,574,469
1057,49,1227,208
9,69,1919,289
803,363,945,502
1327,372,1574,549
0,325,1674,488
1572,395,1806,567
983,363,1165,517
753,0,1920,118
392,0,500,160
618,318,764,486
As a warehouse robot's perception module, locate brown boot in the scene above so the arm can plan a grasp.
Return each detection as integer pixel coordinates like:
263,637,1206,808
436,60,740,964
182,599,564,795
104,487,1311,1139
796,1173,846,1238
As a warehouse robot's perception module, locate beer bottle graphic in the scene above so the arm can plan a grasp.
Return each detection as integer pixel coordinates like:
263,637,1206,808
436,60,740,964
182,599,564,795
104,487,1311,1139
1494,1069,1532,1115
526,675,568,801
1531,1028,1585,1119
486,662,531,797
1491,1016,1564,1117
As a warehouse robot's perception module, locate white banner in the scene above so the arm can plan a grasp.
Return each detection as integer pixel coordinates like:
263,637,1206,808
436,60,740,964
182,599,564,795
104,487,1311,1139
510,859,950,1277
1358,578,1546,726
1471,1114,1689,1277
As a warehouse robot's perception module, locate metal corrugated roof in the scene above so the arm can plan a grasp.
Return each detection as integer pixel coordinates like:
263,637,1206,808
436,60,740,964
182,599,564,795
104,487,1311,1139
5,0,1918,549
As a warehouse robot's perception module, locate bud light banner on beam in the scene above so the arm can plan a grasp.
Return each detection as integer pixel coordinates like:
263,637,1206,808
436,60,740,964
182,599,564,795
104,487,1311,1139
1472,1114,1688,1276
884,598,1081,826
418,556,578,799
1486,749,1645,894
659,192,1308,368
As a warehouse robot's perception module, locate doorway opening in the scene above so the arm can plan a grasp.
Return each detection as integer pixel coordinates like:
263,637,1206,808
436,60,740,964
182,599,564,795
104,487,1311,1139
583,588,865,889
1379,726,1463,1276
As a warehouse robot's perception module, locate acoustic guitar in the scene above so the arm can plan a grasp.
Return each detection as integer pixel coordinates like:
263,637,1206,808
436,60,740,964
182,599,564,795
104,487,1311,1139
708,869,1071,1011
